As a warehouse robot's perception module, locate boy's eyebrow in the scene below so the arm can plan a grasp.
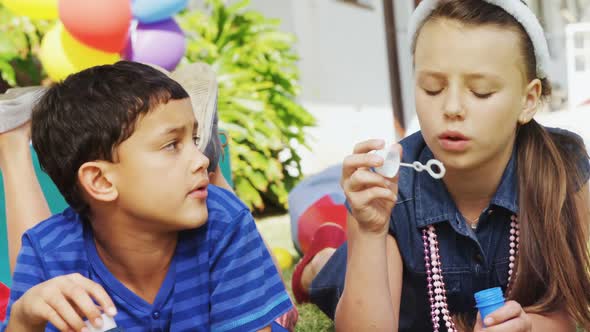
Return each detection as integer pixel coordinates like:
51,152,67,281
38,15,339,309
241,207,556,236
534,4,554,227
158,121,198,136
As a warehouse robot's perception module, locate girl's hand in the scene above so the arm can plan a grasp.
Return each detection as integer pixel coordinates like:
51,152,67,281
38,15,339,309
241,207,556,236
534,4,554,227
340,139,401,236
474,301,532,332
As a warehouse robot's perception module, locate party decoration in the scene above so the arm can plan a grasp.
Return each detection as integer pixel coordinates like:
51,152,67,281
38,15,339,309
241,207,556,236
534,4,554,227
39,23,120,81
58,0,131,52
132,0,188,24
3,0,58,20
123,19,186,71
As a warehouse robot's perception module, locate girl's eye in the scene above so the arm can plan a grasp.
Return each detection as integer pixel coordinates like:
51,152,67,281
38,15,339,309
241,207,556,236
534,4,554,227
472,91,494,99
193,135,200,146
424,89,442,96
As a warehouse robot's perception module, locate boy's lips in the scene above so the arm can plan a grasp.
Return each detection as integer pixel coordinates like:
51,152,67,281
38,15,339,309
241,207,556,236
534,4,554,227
188,181,209,199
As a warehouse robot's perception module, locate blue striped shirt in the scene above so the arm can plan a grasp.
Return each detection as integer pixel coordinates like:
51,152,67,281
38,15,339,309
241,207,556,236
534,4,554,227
1,185,292,331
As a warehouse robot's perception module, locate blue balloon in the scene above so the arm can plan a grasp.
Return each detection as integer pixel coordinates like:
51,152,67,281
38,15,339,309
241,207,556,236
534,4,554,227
132,0,188,23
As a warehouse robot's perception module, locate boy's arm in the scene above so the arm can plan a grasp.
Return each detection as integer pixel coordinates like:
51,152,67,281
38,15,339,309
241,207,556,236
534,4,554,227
209,209,293,332
1,234,46,331
2,235,115,332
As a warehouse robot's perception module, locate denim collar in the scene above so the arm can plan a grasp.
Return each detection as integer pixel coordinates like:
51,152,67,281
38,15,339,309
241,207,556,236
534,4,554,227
415,145,519,229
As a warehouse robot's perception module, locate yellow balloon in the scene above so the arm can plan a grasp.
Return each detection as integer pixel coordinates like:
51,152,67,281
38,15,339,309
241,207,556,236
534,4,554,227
2,0,58,20
39,23,120,82
272,247,294,270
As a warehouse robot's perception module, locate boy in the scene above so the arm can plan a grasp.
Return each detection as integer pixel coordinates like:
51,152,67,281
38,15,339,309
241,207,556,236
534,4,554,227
0,61,292,331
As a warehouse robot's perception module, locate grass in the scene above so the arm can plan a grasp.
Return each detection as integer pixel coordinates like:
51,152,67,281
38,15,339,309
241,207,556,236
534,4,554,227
281,265,335,332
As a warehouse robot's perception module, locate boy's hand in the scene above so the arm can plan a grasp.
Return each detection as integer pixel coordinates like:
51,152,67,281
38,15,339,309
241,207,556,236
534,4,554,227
341,139,401,236
9,273,117,332
473,301,532,332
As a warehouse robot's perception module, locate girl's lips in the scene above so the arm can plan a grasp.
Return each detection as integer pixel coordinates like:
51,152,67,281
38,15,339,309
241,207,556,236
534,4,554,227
438,137,470,152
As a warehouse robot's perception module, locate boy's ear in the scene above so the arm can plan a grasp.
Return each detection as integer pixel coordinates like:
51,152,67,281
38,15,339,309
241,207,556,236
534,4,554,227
77,161,118,203
518,78,542,125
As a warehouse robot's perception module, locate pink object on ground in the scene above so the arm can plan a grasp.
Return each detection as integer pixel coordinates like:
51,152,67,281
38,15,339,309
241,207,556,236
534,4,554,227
291,223,346,304
0,282,9,321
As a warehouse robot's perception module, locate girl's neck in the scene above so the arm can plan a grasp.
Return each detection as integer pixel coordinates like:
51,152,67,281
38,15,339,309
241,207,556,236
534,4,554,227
443,144,514,222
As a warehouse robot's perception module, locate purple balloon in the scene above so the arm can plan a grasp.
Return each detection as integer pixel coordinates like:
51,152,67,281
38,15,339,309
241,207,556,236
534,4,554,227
123,18,186,71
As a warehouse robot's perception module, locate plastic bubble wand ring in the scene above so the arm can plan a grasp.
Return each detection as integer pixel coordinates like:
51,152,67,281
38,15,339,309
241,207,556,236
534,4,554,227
372,147,446,179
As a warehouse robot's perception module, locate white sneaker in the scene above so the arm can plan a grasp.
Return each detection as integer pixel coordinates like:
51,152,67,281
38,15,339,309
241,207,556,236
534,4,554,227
171,63,218,153
0,86,46,133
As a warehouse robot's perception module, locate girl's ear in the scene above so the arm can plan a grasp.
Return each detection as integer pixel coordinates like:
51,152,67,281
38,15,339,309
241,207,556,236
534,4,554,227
518,78,542,125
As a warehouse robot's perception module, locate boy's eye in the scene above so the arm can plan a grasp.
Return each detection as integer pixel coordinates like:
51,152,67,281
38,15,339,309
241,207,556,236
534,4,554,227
193,135,200,146
472,91,494,99
424,89,442,96
164,141,178,151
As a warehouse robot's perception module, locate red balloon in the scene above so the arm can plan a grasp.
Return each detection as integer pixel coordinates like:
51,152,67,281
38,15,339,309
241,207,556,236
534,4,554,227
59,0,131,53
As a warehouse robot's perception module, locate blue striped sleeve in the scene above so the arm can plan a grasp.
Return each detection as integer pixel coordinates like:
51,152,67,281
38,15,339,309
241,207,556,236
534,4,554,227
209,210,292,332
0,234,46,331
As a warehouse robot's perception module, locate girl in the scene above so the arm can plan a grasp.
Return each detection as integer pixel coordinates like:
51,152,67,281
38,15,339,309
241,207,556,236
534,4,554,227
292,0,590,331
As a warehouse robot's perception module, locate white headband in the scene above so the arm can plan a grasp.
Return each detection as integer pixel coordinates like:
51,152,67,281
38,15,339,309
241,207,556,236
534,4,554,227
408,0,551,79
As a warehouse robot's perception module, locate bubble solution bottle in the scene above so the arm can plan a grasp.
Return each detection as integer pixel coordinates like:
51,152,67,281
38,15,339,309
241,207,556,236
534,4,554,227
474,287,505,327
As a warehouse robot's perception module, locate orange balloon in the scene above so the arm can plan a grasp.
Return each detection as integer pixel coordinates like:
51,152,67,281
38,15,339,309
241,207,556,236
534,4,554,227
58,0,131,53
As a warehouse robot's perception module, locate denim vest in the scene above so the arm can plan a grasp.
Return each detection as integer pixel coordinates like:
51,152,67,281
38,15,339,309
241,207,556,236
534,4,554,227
310,128,589,331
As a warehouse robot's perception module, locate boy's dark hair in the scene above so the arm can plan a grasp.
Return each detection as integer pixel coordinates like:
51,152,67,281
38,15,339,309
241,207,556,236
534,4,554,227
31,61,189,218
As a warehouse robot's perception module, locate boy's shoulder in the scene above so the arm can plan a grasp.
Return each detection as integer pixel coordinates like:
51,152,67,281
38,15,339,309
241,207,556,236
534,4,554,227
205,184,250,226
24,207,84,253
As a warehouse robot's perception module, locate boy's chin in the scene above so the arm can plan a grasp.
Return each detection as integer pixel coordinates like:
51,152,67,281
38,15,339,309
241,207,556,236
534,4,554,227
176,209,209,230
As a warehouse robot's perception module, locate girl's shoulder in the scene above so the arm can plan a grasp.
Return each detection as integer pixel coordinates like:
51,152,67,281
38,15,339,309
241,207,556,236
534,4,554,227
545,126,590,190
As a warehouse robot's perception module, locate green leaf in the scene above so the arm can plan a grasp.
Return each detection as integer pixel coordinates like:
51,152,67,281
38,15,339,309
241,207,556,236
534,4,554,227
0,2,317,213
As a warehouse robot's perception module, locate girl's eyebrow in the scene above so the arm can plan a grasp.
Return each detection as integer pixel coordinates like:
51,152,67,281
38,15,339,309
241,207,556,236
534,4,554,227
463,72,503,81
417,70,504,83
416,70,446,80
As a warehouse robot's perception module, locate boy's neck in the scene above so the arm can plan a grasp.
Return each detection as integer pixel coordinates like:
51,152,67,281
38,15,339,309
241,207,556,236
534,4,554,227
442,145,514,222
90,216,178,304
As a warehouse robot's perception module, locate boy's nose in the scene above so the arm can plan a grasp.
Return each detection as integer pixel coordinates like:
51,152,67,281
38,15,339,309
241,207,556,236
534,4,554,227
190,145,210,173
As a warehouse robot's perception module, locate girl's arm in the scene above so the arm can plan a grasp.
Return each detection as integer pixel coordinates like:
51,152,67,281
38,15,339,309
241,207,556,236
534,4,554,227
334,213,403,332
0,123,51,273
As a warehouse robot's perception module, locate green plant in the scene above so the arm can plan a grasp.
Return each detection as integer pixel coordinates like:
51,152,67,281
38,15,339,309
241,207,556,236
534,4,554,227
0,5,53,87
0,1,314,213
178,0,315,212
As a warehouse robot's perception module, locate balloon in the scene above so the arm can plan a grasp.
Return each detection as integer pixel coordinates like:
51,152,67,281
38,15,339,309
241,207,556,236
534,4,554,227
132,0,188,24
39,23,120,82
3,0,58,19
123,19,186,71
58,0,131,53
272,247,294,270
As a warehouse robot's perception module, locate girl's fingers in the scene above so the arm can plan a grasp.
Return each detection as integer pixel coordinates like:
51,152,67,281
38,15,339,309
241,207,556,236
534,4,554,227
342,153,383,180
483,301,522,327
346,169,394,192
348,187,397,210
352,139,386,155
